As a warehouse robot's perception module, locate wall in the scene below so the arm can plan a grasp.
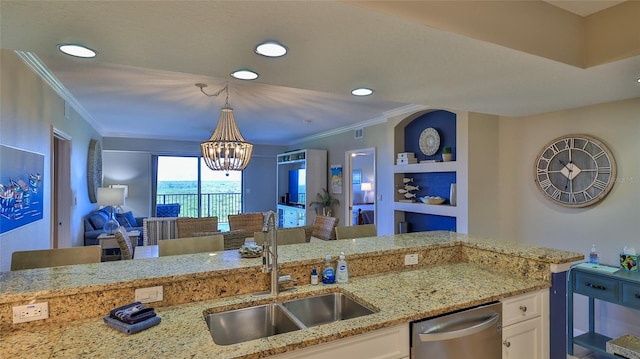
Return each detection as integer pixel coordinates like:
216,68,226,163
0,50,100,272
498,97,640,336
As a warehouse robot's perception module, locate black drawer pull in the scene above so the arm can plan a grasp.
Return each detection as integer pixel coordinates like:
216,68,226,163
585,282,607,291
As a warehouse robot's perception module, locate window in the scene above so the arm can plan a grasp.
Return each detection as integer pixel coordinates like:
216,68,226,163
156,156,242,229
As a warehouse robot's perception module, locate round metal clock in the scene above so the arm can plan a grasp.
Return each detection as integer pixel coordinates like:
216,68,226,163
534,134,616,208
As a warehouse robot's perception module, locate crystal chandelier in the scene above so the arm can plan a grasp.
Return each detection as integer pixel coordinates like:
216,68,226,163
197,83,253,172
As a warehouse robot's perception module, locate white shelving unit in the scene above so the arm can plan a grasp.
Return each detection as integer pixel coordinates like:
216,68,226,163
276,149,327,227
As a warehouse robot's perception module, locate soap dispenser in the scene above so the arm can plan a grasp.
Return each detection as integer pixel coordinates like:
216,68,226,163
322,255,335,284
336,252,349,284
589,244,600,265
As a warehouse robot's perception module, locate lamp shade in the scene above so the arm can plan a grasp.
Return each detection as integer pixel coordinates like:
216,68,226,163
201,105,253,171
109,184,128,198
360,183,372,192
97,187,125,206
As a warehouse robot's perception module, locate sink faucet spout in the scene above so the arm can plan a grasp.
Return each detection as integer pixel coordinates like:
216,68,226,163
262,211,279,296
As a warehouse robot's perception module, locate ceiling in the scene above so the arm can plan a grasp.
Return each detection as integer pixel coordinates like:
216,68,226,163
1,1,638,146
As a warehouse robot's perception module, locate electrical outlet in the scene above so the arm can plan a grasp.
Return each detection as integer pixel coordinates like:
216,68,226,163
13,302,49,324
135,286,163,303
404,254,418,265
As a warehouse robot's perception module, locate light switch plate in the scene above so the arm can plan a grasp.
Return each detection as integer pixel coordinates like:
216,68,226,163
135,286,163,303
404,254,418,265
13,302,49,323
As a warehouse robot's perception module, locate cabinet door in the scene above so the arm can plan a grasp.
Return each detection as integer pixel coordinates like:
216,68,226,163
271,324,409,359
502,318,541,359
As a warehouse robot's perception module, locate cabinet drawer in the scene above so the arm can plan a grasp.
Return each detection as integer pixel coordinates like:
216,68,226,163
574,272,619,302
502,291,542,326
622,283,640,309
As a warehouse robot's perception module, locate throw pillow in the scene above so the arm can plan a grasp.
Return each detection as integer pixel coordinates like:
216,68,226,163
88,212,108,230
123,211,137,227
116,213,132,227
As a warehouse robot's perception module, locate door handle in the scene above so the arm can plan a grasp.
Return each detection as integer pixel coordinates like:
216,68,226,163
418,313,500,342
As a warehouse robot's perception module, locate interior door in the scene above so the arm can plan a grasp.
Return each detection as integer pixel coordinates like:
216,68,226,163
344,148,375,226
52,128,72,248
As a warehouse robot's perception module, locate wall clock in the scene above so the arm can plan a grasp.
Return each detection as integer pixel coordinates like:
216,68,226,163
87,139,103,203
534,134,616,208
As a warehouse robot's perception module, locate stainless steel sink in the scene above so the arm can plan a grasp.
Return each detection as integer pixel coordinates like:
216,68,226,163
205,292,377,345
205,303,303,345
282,292,376,327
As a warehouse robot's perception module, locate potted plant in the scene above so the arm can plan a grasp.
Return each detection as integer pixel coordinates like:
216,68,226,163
309,188,340,216
442,146,453,162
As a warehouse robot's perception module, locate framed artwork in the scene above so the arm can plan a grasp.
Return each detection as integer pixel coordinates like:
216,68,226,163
0,145,44,234
352,169,362,185
330,164,343,194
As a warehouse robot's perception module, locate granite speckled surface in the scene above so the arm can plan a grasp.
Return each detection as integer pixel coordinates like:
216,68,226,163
607,334,640,358
0,231,583,358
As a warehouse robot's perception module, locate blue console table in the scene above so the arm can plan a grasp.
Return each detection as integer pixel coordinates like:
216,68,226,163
567,263,640,357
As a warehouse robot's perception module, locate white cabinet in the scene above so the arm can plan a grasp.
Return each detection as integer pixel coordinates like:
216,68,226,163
501,289,549,359
276,149,327,227
271,324,409,359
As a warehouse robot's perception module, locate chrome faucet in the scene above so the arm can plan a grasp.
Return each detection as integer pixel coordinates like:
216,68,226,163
262,210,280,296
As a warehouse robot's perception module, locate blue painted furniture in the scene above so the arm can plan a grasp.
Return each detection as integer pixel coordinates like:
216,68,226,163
156,203,180,217
567,263,640,357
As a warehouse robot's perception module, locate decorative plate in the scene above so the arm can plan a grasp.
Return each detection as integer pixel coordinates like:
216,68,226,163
419,128,440,156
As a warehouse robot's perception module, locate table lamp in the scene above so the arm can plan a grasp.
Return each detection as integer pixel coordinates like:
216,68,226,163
97,187,125,235
361,182,372,203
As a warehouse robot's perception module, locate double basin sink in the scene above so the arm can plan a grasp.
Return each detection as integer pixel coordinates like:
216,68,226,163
205,291,377,345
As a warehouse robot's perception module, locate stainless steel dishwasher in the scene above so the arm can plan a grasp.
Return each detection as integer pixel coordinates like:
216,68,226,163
411,302,502,359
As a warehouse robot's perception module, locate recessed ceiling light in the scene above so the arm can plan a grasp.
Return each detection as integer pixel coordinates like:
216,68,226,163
255,41,287,57
57,44,97,58
230,69,259,80
351,88,373,96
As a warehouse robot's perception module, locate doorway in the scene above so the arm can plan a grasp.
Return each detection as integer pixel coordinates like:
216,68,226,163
52,128,72,248
344,148,375,226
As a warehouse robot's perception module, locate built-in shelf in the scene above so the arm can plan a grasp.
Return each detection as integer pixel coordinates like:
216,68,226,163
394,161,459,173
393,201,459,217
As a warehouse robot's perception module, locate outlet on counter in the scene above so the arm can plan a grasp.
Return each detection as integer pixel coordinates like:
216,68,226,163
135,286,163,303
404,254,418,265
13,302,49,324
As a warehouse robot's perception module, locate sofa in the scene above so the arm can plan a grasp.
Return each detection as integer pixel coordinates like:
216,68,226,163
84,206,145,246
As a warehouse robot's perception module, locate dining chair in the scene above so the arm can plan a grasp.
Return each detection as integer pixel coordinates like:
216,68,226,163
176,217,219,238
11,245,102,270
311,215,338,241
114,226,135,260
335,224,377,240
228,212,264,234
158,235,224,256
253,227,307,245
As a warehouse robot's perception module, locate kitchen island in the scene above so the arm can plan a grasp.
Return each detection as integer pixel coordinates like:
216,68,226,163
0,232,582,358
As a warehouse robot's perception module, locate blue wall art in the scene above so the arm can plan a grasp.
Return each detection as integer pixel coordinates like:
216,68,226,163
0,145,44,234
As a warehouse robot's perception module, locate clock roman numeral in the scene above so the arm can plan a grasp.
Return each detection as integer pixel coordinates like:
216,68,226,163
583,191,593,201
592,179,608,191
598,166,611,174
550,188,562,200
592,150,606,160
539,178,552,191
569,193,577,203
564,138,574,149
549,144,561,155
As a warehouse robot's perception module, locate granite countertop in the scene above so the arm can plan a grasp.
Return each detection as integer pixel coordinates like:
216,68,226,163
2,263,550,359
0,231,583,358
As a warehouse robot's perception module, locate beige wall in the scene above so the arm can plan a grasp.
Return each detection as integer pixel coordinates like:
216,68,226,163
498,98,640,264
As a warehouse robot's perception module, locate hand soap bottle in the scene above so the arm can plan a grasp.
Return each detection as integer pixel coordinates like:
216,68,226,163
310,268,319,286
322,255,335,284
589,244,600,265
336,252,349,284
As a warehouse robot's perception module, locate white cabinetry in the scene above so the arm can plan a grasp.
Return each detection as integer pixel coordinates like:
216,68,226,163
271,324,409,359
501,289,549,359
276,149,327,227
